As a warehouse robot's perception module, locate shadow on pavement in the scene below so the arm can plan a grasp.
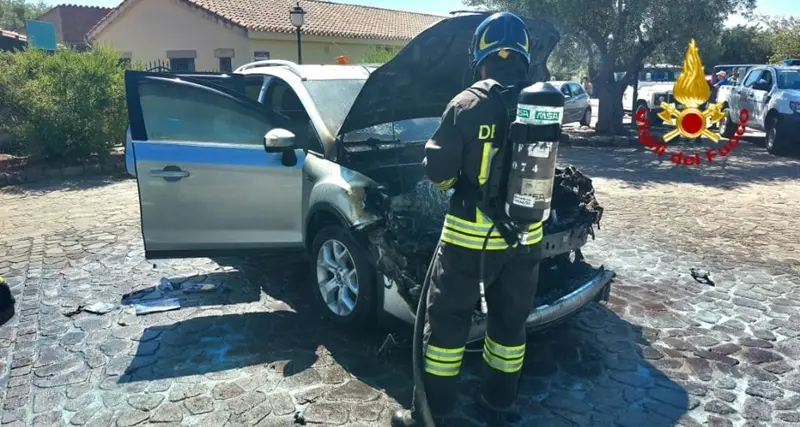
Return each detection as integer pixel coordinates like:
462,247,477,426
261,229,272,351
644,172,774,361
120,269,265,310
119,254,690,426
0,173,131,195
561,133,800,190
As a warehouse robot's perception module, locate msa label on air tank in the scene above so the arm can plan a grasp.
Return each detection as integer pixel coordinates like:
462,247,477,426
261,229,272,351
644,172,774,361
516,105,564,125
512,178,552,208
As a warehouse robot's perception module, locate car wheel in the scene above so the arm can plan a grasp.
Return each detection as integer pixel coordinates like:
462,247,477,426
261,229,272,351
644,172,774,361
579,108,592,127
765,115,788,155
719,109,735,138
310,226,377,326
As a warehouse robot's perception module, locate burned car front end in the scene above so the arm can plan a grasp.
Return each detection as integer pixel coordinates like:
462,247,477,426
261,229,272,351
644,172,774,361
317,12,614,341
336,133,612,342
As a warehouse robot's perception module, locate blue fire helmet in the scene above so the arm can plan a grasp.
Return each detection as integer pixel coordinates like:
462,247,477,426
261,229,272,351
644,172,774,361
471,12,532,69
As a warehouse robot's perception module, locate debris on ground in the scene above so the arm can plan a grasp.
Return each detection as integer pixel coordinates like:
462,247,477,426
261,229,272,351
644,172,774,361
121,286,164,305
120,276,223,315
690,268,715,286
63,305,84,317
376,333,400,357
133,297,181,315
158,277,174,292
181,282,222,293
84,302,117,315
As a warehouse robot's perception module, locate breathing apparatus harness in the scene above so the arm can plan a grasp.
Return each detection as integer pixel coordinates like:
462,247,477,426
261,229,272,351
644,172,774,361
412,80,565,427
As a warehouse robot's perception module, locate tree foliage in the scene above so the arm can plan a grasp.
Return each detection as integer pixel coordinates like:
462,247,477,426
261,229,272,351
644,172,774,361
0,0,49,31
0,46,128,164
547,34,588,80
709,25,772,66
759,15,800,63
466,0,755,134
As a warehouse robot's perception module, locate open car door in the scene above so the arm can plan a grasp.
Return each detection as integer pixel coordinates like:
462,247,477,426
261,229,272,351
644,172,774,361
125,71,305,259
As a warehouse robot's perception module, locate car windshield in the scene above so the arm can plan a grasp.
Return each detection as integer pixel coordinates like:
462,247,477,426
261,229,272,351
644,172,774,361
343,118,440,143
639,69,681,82
777,70,800,89
302,79,366,133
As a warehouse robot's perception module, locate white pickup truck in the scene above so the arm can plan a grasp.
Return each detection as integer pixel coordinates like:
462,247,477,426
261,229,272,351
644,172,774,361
622,66,682,122
720,65,800,154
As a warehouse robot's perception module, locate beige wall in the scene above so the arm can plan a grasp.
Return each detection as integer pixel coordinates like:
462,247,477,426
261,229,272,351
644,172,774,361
248,33,406,65
92,0,251,71
92,0,409,69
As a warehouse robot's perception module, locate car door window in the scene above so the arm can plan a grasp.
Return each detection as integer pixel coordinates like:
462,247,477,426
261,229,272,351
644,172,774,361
138,78,274,146
742,70,762,88
569,83,585,97
758,70,773,89
243,75,268,102
560,84,571,97
264,79,321,151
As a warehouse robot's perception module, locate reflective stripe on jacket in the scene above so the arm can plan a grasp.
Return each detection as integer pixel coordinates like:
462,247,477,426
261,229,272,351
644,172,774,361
441,208,543,250
424,79,543,250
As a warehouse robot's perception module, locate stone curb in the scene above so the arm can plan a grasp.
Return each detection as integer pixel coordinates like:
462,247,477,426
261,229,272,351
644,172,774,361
0,155,126,189
563,132,640,148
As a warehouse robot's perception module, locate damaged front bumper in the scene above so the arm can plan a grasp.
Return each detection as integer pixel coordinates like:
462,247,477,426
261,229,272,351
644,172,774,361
377,225,615,343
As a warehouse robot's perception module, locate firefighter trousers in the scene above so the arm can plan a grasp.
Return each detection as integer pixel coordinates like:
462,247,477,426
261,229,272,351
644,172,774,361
415,240,541,416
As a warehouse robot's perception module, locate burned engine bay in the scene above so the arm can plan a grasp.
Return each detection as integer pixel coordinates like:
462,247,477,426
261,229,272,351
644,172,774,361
341,140,604,312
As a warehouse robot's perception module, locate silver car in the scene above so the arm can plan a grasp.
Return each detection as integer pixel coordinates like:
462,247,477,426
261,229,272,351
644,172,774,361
552,81,592,126
124,13,613,343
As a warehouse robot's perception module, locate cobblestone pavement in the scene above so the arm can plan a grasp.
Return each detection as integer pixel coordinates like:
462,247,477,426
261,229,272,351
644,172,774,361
1,134,800,427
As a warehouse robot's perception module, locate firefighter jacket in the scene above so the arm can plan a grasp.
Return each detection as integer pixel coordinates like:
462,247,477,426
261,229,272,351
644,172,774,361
424,79,543,250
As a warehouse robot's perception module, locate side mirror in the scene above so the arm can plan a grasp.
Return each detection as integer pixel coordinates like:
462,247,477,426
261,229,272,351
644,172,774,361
264,128,296,153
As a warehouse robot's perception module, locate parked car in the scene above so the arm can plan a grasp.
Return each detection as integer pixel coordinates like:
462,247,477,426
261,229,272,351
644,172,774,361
123,13,612,342
551,81,592,126
720,65,800,154
622,65,682,122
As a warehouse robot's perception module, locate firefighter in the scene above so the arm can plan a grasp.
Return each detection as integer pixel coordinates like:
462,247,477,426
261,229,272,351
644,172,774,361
391,12,543,427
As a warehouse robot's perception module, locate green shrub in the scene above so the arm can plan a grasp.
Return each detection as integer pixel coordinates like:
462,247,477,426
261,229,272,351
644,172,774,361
360,45,402,64
0,45,127,164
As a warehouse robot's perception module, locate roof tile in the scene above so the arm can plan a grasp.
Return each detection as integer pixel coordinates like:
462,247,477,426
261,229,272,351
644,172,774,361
91,0,443,41
54,4,113,45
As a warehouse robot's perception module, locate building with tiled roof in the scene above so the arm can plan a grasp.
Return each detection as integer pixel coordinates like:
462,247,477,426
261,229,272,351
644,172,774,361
18,4,112,49
88,0,444,71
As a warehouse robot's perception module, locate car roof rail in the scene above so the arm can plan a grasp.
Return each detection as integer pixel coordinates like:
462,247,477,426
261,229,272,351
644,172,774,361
234,60,304,78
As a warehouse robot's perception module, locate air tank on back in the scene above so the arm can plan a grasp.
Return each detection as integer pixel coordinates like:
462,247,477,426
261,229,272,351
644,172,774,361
504,82,565,223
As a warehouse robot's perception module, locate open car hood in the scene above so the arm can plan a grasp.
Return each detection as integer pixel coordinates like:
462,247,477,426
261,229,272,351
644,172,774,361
337,12,560,136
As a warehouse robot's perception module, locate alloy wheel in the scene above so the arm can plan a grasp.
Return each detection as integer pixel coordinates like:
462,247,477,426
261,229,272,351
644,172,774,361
316,239,359,316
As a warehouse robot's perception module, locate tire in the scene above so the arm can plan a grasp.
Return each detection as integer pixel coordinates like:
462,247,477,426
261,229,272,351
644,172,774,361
719,109,735,138
765,114,789,155
309,226,377,327
579,107,592,127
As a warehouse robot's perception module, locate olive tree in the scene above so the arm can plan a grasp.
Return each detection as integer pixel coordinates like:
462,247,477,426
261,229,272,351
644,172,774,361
0,0,49,31
467,0,755,134
759,15,800,63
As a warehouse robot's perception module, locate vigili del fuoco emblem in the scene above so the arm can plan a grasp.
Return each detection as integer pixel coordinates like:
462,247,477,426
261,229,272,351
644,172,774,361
657,39,727,142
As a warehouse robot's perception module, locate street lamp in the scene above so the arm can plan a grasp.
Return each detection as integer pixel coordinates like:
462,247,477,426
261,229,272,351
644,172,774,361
289,2,306,64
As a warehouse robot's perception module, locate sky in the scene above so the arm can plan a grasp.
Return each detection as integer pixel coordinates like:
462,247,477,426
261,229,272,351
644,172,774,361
42,0,800,24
